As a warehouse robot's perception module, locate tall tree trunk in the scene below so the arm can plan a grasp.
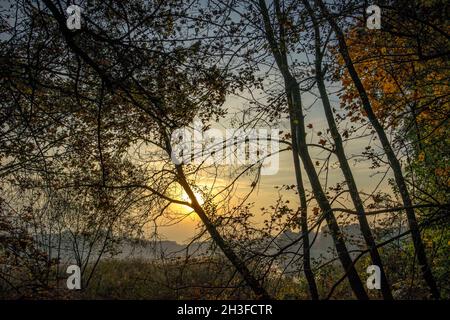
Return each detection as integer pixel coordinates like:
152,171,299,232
258,0,369,300
288,76,368,300
289,115,320,300
316,0,440,299
303,0,393,300
175,164,272,300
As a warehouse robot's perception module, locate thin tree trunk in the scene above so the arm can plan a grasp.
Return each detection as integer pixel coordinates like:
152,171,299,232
288,76,368,300
316,0,440,299
289,115,320,300
258,0,369,300
303,0,393,299
175,164,272,300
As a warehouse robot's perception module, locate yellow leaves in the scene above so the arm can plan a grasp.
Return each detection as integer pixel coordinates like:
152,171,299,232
418,151,425,162
382,81,396,94
22,86,33,95
435,167,444,176
335,22,449,146
434,167,449,179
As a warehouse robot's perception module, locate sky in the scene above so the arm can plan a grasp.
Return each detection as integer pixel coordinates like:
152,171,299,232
157,88,395,243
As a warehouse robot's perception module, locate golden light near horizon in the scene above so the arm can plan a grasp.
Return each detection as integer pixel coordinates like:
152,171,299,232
180,190,205,206
168,183,212,218
167,190,205,220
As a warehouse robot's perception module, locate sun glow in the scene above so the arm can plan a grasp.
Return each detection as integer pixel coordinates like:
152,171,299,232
168,189,205,219
180,190,205,206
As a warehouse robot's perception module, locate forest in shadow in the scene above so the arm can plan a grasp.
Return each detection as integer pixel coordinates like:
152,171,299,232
0,0,448,300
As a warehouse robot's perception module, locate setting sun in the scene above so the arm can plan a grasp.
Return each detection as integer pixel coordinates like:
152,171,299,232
181,190,205,206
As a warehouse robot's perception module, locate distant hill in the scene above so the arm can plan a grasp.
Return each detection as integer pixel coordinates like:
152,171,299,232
37,223,403,266
36,232,209,265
